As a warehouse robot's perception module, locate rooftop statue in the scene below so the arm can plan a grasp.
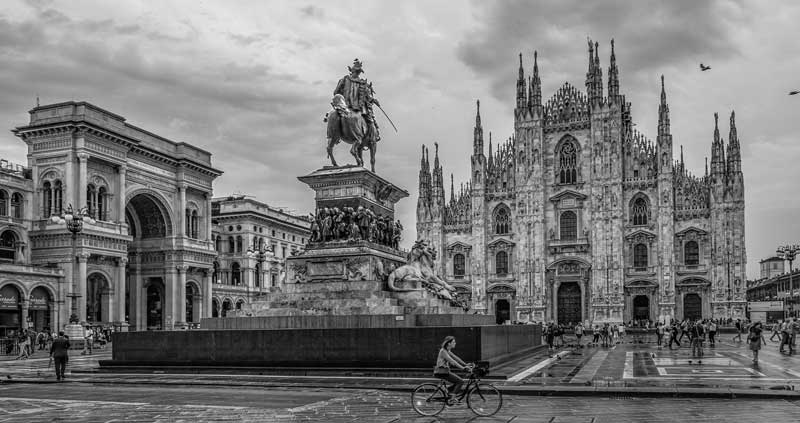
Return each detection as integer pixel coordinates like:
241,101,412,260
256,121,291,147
325,58,394,172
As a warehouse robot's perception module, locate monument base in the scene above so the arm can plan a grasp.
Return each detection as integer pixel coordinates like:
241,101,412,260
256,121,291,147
237,241,466,317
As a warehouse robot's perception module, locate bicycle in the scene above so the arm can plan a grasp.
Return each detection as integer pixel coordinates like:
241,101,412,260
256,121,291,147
411,361,502,417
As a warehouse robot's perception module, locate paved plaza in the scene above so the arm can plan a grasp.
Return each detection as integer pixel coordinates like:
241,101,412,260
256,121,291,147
0,383,799,422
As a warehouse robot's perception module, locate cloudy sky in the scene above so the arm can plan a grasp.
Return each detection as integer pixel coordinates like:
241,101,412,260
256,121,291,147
0,0,798,278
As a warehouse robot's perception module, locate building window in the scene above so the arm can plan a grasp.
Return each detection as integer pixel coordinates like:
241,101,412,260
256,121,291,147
292,235,296,242
0,230,16,261
558,140,578,184
559,211,577,240
631,197,649,226
272,230,275,236
495,251,508,276
0,190,7,216
282,246,286,258
684,241,699,266
453,253,465,279
228,236,235,253
271,273,277,287
254,263,261,288
214,236,221,252
53,180,63,215
494,207,511,235
191,210,199,238
282,233,286,240
10,193,22,219
231,262,241,285
236,236,243,253
634,243,648,269
212,261,220,283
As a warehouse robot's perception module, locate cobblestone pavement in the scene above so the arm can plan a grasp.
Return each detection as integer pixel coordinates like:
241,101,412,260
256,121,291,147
0,383,799,422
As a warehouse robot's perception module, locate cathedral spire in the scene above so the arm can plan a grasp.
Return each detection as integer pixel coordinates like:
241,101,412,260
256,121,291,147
705,157,709,178
586,38,595,100
488,132,493,168
727,110,741,174
658,75,670,136
450,173,455,204
473,100,484,156
531,50,542,110
608,39,619,99
516,53,527,109
711,112,726,178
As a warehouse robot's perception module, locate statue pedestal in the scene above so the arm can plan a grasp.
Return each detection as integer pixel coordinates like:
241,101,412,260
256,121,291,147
298,165,409,221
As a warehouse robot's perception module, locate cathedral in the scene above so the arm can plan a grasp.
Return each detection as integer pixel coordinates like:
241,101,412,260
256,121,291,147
416,40,746,325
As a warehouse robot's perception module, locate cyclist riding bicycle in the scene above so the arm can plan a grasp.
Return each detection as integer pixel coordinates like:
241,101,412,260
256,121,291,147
433,336,474,401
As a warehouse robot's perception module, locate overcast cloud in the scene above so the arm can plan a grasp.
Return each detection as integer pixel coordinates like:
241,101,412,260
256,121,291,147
0,0,798,278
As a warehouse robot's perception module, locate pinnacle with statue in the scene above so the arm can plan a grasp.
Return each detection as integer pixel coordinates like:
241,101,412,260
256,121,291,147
325,58,396,172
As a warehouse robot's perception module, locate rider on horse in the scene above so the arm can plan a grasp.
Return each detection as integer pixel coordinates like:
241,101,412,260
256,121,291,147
334,58,380,144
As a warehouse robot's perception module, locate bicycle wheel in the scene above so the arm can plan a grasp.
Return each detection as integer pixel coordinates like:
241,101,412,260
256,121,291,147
466,383,502,417
411,383,447,416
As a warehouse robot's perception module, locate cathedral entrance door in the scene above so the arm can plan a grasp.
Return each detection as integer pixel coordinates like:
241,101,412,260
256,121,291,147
557,282,582,325
633,295,649,321
684,293,702,321
495,299,510,324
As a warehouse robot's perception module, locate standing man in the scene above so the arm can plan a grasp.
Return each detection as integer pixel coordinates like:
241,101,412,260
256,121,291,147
50,331,70,381
708,319,717,348
732,319,743,342
81,325,93,355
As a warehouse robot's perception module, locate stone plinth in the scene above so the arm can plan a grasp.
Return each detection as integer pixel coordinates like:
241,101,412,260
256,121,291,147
298,165,408,220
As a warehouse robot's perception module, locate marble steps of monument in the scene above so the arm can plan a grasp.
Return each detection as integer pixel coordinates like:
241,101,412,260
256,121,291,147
282,280,388,293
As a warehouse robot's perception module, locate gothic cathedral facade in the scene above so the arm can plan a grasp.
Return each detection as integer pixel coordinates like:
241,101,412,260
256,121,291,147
417,41,746,325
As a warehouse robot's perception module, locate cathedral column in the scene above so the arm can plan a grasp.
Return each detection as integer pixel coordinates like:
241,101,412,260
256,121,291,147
76,252,89,323
20,299,29,330
77,153,89,209
175,265,188,328
131,268,143,331
117,165,127,223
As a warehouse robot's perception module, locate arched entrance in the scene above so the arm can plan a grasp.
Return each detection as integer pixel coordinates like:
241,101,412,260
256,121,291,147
221,299,232,317
186,282,200,324
683,293,702,321
86,273,111,323
125,192,173,331
146,280,164,330
633,295,649,321
0,284,21,336
212,298,219,318
28,287,52,331
495,299,510,324
557,282,582,325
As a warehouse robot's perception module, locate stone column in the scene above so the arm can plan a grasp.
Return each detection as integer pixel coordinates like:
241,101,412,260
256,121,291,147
176,265,188,328
132,269,143,331
117,165,127,223
178,184,187,238
20,300,29,330
203,268,213,319
76,252,89,323
163,267,177,330
77,153,89,209
115,257,128,325
205,192,212,241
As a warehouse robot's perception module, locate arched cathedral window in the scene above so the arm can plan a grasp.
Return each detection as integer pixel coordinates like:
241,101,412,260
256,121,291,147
495,251,508,276
634,244,648,269
684,241,699,266
559,211,577,240
558,141,578,184
631,197,649,226
494,207,510,234
0,190,7,216
10,193,22,219
453,254,465,279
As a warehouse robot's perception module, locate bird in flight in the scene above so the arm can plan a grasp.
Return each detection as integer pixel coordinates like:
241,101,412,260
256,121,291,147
700,64,711,71
790,90,799,95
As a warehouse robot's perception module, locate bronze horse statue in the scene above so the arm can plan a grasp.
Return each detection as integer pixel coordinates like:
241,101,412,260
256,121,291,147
326,94,377,172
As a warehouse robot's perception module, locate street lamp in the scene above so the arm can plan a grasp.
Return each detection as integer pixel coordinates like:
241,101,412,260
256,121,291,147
247,243,274,297
50,204,95,320
776,244,800,318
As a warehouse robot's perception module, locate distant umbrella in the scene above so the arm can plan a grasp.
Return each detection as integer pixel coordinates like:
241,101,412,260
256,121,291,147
790,90,799,95
700,64,711,71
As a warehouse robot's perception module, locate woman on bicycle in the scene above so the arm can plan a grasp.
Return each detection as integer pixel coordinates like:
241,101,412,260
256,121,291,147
434,336,473,400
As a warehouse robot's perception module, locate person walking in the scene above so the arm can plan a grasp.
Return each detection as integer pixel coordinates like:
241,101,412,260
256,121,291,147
669,323,681,350
574,322,585,348
732,319,743,342
656,323,665,348
15,330,30,360
748,322,767,364
592,324,600,346
691,319,705,359
779,319,792,354
708,320,717,347
545,323,555,352
769,320,782,342
49,331,71,381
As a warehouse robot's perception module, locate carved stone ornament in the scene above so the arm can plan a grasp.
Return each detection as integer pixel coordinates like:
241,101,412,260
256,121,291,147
290,263,308,283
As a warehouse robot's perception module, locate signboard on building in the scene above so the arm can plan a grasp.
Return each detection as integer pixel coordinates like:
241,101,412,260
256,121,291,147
747,301,783,312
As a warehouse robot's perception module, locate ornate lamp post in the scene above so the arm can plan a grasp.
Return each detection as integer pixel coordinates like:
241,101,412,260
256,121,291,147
50,204,95,321
776,244,800,318
247,243,274,297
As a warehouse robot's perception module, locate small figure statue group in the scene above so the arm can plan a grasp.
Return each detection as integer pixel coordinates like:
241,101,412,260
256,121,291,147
309,206,402,248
